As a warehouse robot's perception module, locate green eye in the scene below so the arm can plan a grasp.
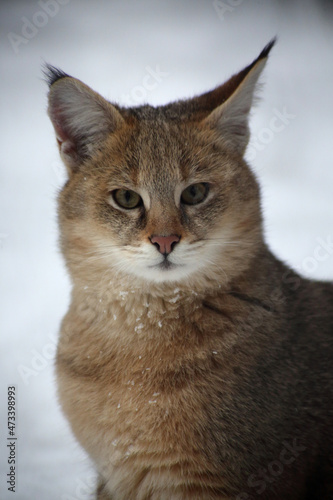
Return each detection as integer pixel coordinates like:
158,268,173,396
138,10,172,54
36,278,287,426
112,189,142,209
181,183,209,206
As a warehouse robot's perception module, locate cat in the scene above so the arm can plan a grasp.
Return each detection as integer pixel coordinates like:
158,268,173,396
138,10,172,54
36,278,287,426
45,39,333,499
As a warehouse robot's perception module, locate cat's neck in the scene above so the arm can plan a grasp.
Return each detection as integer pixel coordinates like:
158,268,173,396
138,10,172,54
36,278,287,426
68,242,281,326
70,270,215,326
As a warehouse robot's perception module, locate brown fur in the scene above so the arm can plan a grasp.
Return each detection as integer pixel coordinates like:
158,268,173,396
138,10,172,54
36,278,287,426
46,40,333,499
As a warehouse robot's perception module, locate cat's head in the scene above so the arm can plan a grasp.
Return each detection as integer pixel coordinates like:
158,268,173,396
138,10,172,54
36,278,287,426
46,40,275,290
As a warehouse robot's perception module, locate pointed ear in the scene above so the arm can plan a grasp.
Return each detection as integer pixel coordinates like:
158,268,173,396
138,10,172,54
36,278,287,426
45,65,124,171
201,39,276,155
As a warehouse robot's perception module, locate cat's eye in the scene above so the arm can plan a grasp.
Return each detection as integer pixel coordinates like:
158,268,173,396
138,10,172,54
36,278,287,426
112,189,143,209
181,183,209,206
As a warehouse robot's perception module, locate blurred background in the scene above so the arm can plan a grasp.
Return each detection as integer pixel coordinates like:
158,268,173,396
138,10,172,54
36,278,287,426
1,0,333,498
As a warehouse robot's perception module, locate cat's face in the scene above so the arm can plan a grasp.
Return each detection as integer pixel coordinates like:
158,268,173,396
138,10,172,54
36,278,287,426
48,41,274,288
58,117,261,286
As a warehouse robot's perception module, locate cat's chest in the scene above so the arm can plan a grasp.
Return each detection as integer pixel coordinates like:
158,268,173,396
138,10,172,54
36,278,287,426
59,297,227,441
57,293,255,496
59,322,218,486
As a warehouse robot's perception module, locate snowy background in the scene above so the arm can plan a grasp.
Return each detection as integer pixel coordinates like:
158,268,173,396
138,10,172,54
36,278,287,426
1,0,333,498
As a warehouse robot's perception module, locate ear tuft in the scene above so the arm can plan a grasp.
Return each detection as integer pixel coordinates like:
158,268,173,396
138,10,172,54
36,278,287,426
257,37,277,61
43,63,70,87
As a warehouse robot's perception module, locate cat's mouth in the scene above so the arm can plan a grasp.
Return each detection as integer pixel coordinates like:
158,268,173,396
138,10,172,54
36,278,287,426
149,259,180,271
159,260,174,271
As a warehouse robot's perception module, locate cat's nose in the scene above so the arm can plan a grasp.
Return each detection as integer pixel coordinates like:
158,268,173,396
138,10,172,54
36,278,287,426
150,234,180,255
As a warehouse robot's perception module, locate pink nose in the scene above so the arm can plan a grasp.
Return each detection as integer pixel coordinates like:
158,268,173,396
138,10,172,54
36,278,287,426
150,234,180,255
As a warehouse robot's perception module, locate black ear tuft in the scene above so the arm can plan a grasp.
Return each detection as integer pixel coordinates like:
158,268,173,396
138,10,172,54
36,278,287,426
258,37,277,61
43,63,70,87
